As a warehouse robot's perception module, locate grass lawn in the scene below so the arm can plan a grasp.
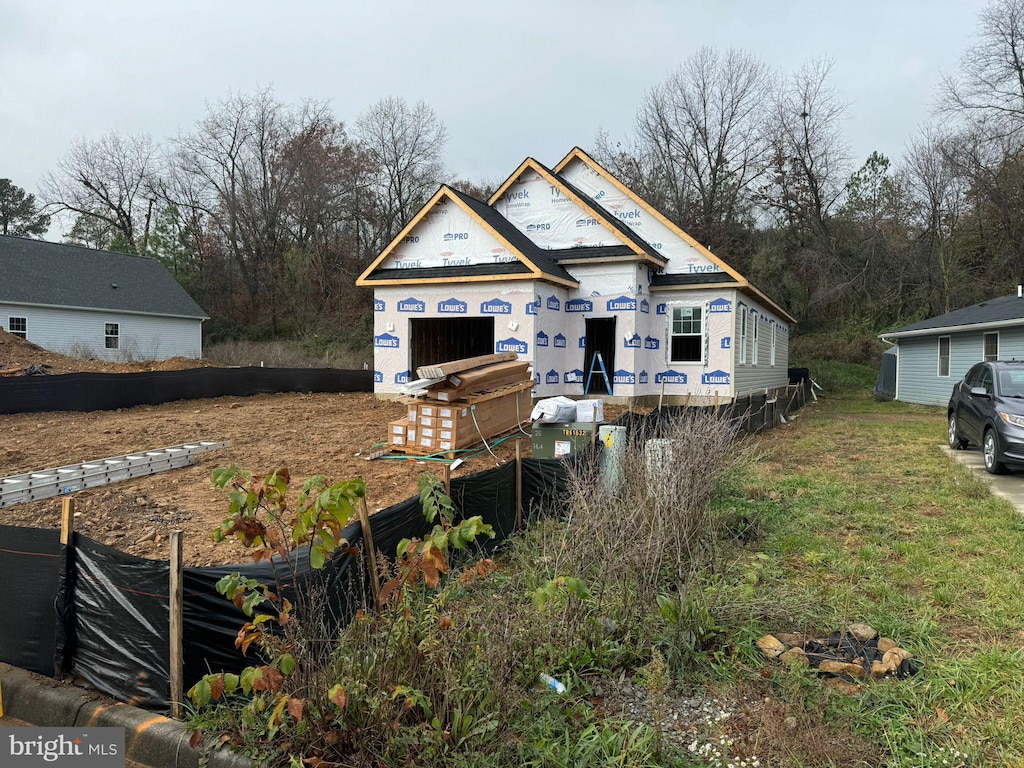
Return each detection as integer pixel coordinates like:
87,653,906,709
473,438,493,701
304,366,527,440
728,387,1024,767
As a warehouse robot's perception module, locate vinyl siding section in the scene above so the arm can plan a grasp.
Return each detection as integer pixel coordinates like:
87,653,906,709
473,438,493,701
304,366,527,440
1,303,202,361
895,326,1024,405
733,296,791,395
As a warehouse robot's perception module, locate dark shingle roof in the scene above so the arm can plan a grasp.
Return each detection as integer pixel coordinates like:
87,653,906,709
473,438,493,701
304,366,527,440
363,263,531,281
446,188,578,285
550,245,636,261
651,271,739,287
883,294,1024,337
0,235,207,319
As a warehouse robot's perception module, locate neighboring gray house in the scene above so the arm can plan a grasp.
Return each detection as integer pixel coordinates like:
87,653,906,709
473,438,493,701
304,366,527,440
0,235,207,361
879,292,1024,405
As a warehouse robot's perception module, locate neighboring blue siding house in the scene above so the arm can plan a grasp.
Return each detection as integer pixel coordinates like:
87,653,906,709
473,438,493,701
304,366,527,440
0,235,207,361
880,293,1024,405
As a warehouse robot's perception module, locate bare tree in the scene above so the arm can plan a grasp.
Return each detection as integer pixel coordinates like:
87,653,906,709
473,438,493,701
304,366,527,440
629,47,774,253
901,128,973,314
42,132,160,254
355,97,447,253
169,89,371,332
938,0,1024,142
760,58,851,236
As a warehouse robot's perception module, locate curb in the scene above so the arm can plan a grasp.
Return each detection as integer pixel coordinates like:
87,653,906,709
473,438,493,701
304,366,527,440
0,663,252,768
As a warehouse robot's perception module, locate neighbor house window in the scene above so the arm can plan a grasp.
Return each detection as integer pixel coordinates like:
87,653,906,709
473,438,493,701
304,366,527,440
104,323,119,350
984,332,999,362
751,312,759,365
738,304,748,364
770,323,777,367
8,317,26,339
669,305,703,363
938,335,950,377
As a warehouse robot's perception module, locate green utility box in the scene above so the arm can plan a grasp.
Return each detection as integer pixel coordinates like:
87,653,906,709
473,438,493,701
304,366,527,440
531,421,599,459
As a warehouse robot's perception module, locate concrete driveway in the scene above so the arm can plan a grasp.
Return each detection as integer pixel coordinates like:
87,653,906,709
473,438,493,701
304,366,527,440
941,445,1024,512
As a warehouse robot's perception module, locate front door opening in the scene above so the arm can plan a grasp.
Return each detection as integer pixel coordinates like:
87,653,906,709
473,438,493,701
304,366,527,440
584,317,616,395
410,317,494,375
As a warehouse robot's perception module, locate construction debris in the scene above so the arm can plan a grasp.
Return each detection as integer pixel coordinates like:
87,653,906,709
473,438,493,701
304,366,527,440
0,363,51,377
0,441,230,508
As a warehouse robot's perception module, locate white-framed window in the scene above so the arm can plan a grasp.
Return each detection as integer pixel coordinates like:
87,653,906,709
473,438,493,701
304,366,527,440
984,332,999,362
938,335,950,377
770,322,777,367
738,303,748,364
751,312,759,365
104,322,119,350
8,317,26,339
669,305,704,363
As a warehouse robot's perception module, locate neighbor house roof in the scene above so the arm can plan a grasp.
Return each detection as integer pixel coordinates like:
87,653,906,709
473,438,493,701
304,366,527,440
0,235,207,319
881,294,1024,340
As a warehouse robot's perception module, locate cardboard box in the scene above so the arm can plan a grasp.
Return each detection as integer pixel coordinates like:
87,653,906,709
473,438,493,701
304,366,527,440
575,399,604,423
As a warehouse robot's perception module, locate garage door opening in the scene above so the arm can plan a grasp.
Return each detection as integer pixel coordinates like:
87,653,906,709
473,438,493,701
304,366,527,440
410,317,495,374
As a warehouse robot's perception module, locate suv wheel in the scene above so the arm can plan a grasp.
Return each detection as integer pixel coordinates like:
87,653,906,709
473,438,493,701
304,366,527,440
948,413,966,449
983,428,1008,474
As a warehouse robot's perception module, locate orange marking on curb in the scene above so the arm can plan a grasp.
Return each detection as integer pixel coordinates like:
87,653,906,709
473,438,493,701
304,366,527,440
136,716,169,732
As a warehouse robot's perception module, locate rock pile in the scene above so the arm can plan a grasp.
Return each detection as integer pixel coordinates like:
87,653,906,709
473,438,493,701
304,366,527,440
757,623,919,681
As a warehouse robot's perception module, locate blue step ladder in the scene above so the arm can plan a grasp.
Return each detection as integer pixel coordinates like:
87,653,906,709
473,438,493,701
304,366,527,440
584,351,613,395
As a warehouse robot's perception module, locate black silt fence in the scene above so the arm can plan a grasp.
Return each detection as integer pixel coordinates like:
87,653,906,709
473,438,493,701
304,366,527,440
0,525,60,676
0,367,373,415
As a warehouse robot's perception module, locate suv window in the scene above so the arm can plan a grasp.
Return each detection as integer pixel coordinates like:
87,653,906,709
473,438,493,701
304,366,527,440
964,364,985,388
979,366,995,395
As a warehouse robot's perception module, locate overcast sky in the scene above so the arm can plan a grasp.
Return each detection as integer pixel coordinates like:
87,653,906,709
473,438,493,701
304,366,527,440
0,0,988,220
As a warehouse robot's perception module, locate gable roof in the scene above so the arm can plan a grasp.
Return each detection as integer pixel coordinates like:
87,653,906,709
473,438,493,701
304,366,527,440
487,157,667,268
0,235,207,319
554,147,795,324
881,294,1024,340
355,185,578,288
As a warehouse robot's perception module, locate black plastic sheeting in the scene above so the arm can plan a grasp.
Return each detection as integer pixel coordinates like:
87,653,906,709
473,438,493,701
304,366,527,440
0,525,60,676
0,367,373,415
180,496,428,685
69,535,171,708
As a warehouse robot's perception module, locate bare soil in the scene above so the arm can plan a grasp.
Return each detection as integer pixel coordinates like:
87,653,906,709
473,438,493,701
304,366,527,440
0,328,217,374
0,329,630,566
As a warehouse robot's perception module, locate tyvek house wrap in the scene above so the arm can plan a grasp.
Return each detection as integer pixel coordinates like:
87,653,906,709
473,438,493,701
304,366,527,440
380,196,519,270
492,170,625,250
559,157,723,277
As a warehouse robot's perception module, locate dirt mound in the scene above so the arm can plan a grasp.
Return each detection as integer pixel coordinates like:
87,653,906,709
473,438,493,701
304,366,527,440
0,328,215,374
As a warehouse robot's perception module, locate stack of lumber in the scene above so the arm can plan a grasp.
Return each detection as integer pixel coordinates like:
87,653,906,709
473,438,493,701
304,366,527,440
388,352,533,455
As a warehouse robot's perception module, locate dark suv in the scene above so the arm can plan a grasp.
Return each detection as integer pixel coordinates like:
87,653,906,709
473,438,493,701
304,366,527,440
948,361,1024,473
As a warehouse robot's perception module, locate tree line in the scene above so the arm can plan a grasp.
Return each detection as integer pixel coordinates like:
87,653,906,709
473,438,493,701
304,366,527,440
594,0,1024,334
3,0,1023,351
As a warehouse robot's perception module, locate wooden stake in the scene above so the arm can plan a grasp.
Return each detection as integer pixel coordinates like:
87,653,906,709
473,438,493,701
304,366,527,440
169,530,184,719
60,497,75,546
359,498,381,607
515,440,523,531
443,463,451,497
